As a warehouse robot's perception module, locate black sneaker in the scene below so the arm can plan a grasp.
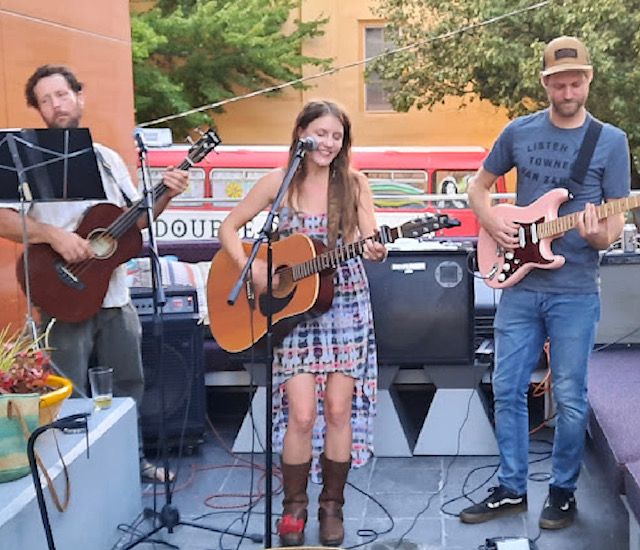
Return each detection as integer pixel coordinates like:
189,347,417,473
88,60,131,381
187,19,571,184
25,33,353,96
459,486,527,524
539,486,576,529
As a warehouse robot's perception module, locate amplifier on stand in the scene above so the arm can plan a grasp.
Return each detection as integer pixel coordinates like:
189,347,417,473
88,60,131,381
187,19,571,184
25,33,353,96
364,244,499,456
130,285,206,451
364,246,475,366
596,251,640,346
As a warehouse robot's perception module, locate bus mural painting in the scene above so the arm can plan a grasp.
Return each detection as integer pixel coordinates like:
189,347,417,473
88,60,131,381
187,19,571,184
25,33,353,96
139,143,507,241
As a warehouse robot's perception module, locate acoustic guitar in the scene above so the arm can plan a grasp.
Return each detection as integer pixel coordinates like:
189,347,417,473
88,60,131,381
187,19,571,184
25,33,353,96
477,187,640,289
207,214,458,352
17,128,221,323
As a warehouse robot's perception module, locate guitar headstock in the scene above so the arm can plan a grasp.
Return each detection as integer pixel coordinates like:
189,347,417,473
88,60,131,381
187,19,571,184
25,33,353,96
186,128,222,164
400,213,461,238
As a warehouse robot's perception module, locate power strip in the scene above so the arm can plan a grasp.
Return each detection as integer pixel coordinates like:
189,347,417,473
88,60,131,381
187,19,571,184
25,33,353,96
480,537,535,550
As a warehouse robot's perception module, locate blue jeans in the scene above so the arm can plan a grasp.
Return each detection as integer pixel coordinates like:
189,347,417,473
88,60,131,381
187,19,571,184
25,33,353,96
493,288,600,495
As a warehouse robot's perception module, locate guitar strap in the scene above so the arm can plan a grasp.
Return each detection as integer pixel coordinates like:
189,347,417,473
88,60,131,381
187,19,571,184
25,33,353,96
93,147,134,208
566,117,603,194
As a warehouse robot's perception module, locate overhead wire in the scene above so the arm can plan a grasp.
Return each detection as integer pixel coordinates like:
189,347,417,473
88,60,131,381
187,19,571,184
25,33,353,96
138,0,553,128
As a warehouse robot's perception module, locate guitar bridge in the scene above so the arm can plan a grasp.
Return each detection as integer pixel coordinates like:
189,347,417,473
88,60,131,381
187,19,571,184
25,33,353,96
55,262,85,290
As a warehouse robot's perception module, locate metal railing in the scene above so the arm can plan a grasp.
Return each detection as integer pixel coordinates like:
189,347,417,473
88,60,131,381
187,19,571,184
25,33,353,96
167,192,522,207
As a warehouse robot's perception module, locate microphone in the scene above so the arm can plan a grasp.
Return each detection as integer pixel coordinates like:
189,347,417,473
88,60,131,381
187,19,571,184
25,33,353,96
298,136,318,151
133,129,148,155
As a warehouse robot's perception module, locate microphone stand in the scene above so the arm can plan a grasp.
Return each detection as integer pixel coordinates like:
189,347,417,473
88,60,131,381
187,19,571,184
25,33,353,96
227,139,309,548
124,137,258,549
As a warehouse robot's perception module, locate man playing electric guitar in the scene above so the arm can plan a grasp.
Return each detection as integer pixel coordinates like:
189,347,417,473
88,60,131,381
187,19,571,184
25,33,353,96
0,64,189,482
460,37,630,530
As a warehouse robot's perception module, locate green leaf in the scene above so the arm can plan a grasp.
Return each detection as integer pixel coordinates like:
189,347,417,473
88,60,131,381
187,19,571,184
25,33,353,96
374,0,640,166
131,0,330,137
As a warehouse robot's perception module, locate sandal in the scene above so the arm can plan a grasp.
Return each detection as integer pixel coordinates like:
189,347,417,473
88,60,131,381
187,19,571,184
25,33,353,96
140,459,175,483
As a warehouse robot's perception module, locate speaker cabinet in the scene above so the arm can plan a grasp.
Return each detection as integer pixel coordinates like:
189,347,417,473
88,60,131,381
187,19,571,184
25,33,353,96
596,251,640,345
365,247,475,366
131,287,206,449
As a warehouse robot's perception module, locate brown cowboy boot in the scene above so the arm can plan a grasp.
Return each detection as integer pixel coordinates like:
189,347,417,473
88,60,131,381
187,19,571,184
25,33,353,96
277,459,311,546
318,453,351,547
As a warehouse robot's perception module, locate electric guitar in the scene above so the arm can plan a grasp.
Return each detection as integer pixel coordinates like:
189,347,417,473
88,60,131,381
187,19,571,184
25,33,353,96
207,214,459,353
17,128,221,322
477,187,640,289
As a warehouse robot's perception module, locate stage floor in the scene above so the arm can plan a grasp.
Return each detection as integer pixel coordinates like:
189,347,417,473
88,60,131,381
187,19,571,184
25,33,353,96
112,388,628,550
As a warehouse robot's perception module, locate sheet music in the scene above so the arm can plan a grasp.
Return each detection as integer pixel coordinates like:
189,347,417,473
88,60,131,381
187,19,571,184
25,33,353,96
0,128,106,202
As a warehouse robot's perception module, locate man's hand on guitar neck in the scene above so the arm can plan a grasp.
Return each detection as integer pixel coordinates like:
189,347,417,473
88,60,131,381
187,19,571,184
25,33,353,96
138,167,190,231
163,167,189,198
577,201,624,250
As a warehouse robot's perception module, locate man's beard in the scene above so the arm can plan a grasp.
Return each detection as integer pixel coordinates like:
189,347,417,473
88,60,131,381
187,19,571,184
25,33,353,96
50,113,81,129
552,99,583,118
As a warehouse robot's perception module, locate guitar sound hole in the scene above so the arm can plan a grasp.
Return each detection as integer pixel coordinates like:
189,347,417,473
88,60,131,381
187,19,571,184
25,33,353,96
273,267,294,298
88,229,116,259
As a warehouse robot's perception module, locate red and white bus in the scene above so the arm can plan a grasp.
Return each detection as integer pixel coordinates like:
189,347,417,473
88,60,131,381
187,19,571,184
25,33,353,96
140,145,506,241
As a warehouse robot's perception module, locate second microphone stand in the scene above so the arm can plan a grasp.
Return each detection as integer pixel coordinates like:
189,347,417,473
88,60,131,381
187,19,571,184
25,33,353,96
227,139,309,548
124,138,258,549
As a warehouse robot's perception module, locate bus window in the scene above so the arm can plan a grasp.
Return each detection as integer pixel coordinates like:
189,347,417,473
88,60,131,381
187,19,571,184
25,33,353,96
210,168,271,207
433,170,474,209
363,170,428,210
138,166,206,207
181,168,205,206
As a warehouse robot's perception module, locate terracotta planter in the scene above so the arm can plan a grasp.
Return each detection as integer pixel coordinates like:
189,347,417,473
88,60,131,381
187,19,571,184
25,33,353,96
39,374,73,425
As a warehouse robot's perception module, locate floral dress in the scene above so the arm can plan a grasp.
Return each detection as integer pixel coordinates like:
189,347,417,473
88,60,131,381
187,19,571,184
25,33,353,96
272,207,377,482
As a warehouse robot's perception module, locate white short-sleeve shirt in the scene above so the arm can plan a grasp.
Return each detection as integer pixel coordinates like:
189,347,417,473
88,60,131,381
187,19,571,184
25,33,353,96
15,143,141,308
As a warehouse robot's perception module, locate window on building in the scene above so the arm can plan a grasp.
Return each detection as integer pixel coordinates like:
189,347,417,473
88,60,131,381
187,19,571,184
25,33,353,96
364,26,394,112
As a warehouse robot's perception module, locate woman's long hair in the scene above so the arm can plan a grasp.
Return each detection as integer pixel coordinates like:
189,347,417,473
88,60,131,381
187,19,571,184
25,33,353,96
286,100,360,247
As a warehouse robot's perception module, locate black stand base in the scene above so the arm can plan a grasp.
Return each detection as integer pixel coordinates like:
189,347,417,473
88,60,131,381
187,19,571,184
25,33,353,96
122,504,262,549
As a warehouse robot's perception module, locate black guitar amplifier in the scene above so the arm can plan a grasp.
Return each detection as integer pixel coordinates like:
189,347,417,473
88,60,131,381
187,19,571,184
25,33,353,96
365,246,475,366
130,285,206,450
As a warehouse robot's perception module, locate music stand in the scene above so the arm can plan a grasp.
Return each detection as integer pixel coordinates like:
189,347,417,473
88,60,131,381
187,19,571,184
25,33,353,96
0,128,105,349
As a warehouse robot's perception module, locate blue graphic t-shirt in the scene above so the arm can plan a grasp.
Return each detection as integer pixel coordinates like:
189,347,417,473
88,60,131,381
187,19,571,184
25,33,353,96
484,109,630,293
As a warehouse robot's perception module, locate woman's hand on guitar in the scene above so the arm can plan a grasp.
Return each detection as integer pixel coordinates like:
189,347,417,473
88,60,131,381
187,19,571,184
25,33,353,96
48,226,94,263
363,238,388,262
248,258,280,297
163,167,190,198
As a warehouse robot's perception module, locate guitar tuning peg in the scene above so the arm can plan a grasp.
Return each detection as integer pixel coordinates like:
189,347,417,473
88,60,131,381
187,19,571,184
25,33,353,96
185,126,212,147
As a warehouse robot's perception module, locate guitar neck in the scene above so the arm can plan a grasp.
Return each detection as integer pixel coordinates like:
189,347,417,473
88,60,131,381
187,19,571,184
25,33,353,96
291,227,400,280
540,194,640,238
106,157,193,238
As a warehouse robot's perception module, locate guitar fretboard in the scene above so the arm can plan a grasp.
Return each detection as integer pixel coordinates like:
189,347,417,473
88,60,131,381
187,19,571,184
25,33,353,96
289,226,401,281
539,195,640,239
104,156,198,240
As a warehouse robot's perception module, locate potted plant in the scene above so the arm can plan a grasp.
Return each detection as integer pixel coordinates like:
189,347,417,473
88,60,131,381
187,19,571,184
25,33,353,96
0,327,72,425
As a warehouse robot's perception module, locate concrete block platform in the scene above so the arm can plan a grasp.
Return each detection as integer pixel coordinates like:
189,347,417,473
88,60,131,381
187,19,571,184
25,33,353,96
0,397,141,550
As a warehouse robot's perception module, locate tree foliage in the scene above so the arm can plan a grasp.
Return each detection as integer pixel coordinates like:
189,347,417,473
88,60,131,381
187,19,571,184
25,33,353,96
372,0,640,160
132,0,329,137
